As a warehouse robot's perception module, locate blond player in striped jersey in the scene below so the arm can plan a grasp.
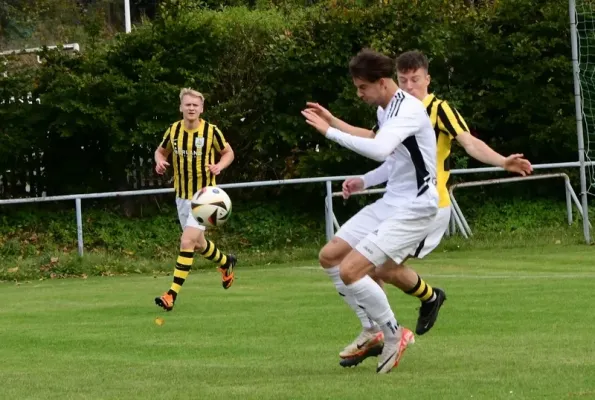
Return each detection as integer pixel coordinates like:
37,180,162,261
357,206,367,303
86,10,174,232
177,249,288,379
153,88,237,312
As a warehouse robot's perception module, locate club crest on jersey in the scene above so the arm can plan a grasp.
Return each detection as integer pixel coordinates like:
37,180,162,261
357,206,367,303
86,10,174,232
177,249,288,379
195,137,205,148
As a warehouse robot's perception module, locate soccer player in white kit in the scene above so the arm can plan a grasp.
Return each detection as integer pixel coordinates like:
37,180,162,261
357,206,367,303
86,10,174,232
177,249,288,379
302,49,439,374
306,50,534,368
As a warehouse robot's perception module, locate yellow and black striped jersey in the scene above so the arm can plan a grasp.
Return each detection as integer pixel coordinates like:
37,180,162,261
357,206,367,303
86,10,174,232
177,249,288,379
159,119,228,199
423,94,470,208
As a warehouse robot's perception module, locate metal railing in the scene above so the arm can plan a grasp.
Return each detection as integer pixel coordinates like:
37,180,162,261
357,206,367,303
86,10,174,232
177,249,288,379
0,43,80,57
0,176,352,256
0,161,593,256
327,173,587,240
323,162,594,243
449,173,590,238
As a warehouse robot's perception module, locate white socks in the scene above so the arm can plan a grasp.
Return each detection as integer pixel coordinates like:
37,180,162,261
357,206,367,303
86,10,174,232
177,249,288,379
324,266,377,330
347,275,399,341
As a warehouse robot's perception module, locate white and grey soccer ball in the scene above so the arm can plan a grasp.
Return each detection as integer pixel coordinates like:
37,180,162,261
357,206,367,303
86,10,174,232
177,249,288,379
190,186,232,227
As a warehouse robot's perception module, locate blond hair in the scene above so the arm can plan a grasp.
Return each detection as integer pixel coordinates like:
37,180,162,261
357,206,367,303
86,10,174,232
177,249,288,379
179,88,204,103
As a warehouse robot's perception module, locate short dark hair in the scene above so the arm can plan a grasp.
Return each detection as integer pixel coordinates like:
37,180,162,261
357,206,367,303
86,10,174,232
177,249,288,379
395,50,429,73
349,48,396,82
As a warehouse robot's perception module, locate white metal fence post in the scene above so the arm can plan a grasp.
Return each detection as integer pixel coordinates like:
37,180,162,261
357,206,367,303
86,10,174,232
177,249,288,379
124,0,132,33
75,198,83,256
325,181,334,241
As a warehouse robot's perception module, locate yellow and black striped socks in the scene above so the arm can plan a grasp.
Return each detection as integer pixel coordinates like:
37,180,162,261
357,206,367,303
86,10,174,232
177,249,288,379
167,249,194,301
405,274,436,303
200,240,228,267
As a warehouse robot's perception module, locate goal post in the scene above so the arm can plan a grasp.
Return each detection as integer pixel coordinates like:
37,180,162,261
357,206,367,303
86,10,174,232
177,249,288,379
569,0,592,244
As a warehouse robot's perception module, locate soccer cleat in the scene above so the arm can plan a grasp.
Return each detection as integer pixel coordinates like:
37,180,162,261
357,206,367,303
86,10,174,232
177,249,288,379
219,254,236,289
155,292,175,311
339,329,384,359
416,287,447,335
339,341,383,368
376,327,415,374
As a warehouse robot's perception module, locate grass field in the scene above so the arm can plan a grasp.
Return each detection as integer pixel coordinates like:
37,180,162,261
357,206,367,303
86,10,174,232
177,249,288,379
2,245,595,399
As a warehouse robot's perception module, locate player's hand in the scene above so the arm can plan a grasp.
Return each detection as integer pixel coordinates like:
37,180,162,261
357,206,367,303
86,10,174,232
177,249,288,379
302,108,330,136
503,154,533,176
342,177,364,199
305,102,335,125
207,163,222,175
155,160,170,175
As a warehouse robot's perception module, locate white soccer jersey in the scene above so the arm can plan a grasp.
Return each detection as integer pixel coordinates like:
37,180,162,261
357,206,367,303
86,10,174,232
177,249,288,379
326,89,438,212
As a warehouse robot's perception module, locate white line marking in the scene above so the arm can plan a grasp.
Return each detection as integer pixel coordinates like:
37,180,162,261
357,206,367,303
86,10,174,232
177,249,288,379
246,265,595,279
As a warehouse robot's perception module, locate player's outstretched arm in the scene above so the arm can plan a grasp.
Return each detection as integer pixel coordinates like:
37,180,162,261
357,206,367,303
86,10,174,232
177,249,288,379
455,133,533,176
302,108,416,162
341,160,392,200
305,102,374,138
437,100,533,176
362,160,391,188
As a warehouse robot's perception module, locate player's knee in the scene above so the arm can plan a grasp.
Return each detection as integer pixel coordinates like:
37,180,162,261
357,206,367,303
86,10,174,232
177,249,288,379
180,229,204,251
319,247,342,268
180,236,198,250
319,238,347,268
194,235,207,252
339,259,363,285
318,247,334,268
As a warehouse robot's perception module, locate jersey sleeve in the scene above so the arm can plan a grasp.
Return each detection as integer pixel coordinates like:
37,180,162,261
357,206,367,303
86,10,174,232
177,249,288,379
362,159,392,189
212,126,228,153
436,101,469,138
326,113,419,162
159,126,173,152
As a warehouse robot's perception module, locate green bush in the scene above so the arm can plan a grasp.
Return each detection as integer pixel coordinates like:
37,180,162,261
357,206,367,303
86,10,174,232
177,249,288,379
0,196,590,281
0,0,580,202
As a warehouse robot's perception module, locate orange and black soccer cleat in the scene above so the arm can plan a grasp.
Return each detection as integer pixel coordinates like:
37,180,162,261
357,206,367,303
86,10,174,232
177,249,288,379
218,254,237,289
155,292,175,311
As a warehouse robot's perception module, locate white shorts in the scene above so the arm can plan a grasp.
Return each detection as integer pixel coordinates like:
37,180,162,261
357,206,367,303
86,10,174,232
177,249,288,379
414,206,451,258
176,198,206,231
336,199,438,266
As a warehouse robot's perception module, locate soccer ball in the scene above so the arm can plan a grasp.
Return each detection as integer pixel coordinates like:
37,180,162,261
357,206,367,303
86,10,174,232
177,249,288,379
190,186,232,227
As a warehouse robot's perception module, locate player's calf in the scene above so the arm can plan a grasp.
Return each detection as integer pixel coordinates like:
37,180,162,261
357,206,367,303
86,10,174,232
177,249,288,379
154,248,194,311
377,266,446,335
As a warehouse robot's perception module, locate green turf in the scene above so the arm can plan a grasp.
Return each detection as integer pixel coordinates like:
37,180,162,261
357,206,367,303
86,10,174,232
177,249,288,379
2,246,595,399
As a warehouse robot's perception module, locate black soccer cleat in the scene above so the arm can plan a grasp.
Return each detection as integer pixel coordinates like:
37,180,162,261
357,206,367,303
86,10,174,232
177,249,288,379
415,287,447,335
339,343,384,368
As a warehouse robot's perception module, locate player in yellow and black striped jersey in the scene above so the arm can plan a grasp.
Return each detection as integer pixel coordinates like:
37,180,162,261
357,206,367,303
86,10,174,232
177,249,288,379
153,88,236,312
381,51,532,335
158,118,228,199
423,93,470,209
